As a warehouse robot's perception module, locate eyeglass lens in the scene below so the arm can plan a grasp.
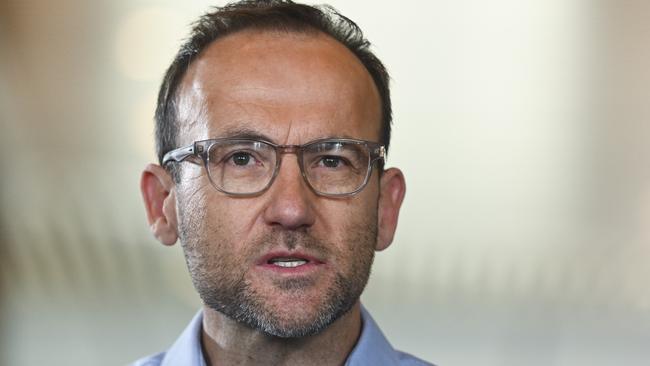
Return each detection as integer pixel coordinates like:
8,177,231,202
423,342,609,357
206,140,372,195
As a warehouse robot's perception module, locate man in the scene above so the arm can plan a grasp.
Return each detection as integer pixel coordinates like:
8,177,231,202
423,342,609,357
137,1,432,365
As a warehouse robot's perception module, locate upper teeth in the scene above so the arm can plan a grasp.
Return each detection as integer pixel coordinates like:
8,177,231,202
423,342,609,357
271,259,307,268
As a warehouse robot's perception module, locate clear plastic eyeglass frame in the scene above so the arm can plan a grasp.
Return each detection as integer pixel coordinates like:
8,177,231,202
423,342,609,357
162,137,385,197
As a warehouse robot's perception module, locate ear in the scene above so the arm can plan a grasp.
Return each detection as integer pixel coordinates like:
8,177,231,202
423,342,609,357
376,167,406,251
140,164,179,246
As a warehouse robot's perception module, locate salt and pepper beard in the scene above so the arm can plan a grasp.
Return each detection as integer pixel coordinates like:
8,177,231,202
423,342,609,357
178,208,377,338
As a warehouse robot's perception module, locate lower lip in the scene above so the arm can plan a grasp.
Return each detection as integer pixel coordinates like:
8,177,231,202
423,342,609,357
258,262,325,274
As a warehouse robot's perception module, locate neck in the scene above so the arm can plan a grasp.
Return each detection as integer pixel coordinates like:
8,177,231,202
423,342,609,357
201,302,362,366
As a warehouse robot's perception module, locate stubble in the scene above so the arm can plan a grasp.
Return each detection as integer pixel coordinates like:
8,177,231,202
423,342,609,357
178,207,377,338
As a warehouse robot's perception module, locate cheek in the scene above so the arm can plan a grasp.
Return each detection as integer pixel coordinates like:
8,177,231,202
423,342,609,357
333,186,379,225
320,195,378,250
177,185,228,254
178,197,244,279
204,198,263,241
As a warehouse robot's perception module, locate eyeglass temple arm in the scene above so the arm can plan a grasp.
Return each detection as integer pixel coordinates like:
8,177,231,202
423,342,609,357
373,146,386,161
162,144,195,165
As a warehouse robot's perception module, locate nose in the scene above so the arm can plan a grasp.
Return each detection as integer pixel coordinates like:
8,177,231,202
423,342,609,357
262,155,316,230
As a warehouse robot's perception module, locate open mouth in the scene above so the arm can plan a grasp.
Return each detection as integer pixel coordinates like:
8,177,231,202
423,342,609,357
259,251,324,271
268,257,309,268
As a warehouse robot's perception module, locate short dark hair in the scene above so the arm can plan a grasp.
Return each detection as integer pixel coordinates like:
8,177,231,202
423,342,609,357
155,0,392,174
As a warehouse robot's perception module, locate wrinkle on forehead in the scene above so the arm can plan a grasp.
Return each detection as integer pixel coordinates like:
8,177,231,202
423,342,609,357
174,29,382,144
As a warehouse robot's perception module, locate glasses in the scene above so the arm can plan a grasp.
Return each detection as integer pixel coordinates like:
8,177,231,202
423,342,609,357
162,138,385,197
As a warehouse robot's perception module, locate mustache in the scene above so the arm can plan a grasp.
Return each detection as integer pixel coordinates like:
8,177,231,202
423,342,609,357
251,228,332,255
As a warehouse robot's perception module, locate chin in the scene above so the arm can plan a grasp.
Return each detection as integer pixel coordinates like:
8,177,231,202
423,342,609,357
255,292,358,338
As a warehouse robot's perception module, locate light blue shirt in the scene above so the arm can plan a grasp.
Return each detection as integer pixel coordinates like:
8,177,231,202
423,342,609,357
133,306,434,366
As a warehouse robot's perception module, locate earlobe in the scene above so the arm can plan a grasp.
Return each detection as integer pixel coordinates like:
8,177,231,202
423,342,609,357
376,168,406,251
140,164,179,246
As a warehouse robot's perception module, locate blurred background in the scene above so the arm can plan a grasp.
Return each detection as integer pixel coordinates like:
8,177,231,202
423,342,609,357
1,0,649,365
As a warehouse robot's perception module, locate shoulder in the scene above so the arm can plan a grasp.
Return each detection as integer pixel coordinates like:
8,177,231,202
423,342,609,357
350,306,435,366
129,310,205,366
130,352,165,366
396,350,437,366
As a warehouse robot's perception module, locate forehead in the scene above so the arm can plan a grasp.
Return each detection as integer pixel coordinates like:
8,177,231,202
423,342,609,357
175,29,381,144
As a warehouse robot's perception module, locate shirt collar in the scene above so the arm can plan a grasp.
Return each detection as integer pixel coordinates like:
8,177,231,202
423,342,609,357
344,306,401,365
160,310,205,366
161,305,399,366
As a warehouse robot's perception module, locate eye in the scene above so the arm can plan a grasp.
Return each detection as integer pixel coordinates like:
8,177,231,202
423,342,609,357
318,156,345,168
230,152,254,166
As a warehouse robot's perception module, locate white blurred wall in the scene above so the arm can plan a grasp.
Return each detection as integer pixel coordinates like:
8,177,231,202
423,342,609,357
1,0,649,365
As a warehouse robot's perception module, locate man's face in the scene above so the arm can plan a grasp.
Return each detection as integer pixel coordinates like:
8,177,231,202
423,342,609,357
173,30,384,337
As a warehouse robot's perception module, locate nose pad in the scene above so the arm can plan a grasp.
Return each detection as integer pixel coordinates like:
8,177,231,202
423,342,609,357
262,155,316,230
